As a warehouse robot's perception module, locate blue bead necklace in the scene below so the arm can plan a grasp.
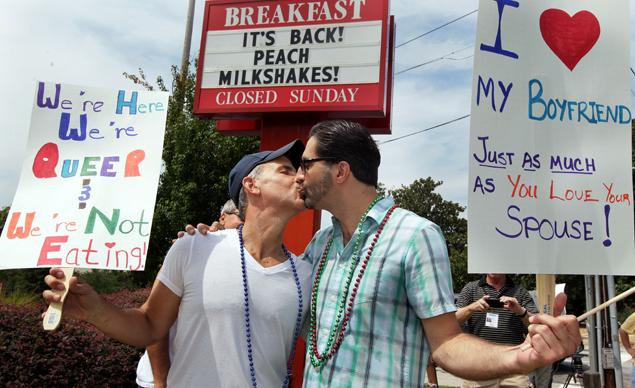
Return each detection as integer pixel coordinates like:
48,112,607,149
238,225,303,388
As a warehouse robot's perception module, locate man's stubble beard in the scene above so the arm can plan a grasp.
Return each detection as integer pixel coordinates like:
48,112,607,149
302,169,333,209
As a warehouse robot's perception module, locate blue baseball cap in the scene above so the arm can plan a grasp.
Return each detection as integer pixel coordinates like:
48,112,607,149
228,139,304,206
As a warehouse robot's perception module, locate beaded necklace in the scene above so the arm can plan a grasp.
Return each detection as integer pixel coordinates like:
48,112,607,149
308,197,399,368
238,225,303,388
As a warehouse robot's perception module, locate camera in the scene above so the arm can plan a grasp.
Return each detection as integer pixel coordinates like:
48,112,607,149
486,298,503,308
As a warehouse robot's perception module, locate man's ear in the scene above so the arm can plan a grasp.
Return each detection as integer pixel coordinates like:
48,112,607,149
242,175,260,197
333,161,351,184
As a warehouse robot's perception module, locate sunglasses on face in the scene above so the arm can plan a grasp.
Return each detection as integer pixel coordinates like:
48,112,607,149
299,157,339,171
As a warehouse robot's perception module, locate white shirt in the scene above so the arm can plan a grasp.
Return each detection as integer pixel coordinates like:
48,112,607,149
135,325,176,388
157,230,312,387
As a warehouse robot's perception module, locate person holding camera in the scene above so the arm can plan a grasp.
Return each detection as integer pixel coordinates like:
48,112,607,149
455,274,538,387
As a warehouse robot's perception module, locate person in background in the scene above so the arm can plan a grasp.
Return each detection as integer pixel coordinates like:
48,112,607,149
455,273,538,387
620,312,635,388
174,199,242,242
211,199,242,231
136,199,243,388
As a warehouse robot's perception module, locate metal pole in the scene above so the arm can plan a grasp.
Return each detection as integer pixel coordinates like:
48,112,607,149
601,276,617,388
596,275,605,387
584,275,602,388
607,276,624,388
586,275,599,372
181,0,196,80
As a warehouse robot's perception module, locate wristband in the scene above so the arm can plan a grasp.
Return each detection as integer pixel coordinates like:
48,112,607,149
516,308,528,318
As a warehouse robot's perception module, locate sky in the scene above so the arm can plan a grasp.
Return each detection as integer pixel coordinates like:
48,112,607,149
1,0,634,215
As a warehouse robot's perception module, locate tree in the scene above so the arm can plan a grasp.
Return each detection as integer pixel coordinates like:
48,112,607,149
0,206,8,233
124,65,259,286
388,178,476,291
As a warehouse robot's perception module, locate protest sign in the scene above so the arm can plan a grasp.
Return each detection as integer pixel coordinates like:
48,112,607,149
0,82,168,270
468,0,634,275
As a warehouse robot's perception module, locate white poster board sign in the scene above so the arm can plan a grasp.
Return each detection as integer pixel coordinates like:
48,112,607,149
468,0,634,275
0,82,168,270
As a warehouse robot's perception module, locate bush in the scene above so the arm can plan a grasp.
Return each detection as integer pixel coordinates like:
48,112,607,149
80,270,137,294
0,268,50,296
0,288,150,386
0,289,39,305
0,268,141,301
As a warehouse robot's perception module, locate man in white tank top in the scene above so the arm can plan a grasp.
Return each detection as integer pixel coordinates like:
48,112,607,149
136,199,243,388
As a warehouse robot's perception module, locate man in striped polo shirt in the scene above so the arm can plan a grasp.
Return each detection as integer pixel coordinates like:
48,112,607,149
456,274,539,387
295,120,580,388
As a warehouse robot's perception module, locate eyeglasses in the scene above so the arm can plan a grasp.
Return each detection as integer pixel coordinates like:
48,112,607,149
300,157,339,171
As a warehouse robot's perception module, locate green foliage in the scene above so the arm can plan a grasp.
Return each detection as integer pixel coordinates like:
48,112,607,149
0,206,8,228
0,289,38,305
388,178,476,291
124,65,259,286
79,270,136,294
0,268,49,296
0,268,131,309
376,182,387,197
616,275,635,320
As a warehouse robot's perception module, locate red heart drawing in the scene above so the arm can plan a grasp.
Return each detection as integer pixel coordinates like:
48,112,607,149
105,242,116,249
539,9,600,71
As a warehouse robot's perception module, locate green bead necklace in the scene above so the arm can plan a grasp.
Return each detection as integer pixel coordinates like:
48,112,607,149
308,196,397,368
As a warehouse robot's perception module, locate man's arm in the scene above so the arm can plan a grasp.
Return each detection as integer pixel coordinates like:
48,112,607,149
143,276,172,388
423,312,580,381
43,268,180,348
147,335,171,388
619,327,635,358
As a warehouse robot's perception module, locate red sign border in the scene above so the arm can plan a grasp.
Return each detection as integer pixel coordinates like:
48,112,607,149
193,0,391,118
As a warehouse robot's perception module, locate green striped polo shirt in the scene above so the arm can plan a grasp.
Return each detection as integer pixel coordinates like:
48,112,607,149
301,197,457,387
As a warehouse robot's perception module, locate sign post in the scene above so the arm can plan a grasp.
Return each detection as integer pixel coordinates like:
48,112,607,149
535,274,555,314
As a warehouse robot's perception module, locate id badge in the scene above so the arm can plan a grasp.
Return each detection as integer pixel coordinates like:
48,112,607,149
485,312,499,328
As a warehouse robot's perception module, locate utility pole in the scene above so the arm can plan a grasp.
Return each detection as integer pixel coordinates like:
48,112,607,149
601,276,617,388
181,0,196,81
607,276,624,388
584,275,601,388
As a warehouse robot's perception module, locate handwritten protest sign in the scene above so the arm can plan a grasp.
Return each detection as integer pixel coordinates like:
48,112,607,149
0,82,168,270
468,0,634,275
